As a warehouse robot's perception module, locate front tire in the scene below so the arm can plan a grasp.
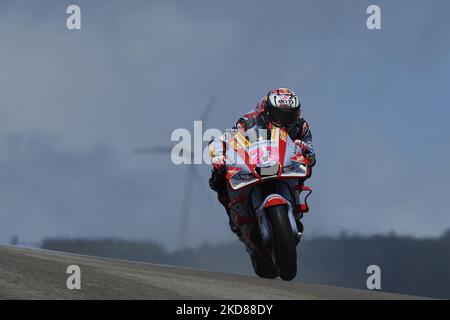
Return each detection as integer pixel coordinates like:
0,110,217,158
266,205,297,281
250,255,279,279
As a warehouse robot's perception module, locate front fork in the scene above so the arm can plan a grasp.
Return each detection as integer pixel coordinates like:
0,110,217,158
251,181,301,245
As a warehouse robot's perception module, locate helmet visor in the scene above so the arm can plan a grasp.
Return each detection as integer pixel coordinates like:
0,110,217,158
267,106,299,128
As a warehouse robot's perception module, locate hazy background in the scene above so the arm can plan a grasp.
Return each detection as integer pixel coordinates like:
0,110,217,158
1,0,450,250
41,233,450,298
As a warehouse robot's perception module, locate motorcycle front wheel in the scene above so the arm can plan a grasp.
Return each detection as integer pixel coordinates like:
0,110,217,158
266,205,298,281
250,254,279,279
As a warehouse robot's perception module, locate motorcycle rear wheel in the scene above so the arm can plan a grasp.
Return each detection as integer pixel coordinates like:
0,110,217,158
266,205,298,281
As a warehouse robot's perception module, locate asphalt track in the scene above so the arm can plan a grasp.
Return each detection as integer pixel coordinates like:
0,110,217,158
0,245,425,300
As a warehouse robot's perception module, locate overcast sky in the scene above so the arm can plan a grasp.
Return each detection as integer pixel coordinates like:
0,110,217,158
1,0,449,250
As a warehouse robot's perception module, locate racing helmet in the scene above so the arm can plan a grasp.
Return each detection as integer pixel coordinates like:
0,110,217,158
265,88,301,128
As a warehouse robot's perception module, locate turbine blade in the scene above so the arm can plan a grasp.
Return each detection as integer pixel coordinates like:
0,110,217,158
191,166,214,197
200,95,217,125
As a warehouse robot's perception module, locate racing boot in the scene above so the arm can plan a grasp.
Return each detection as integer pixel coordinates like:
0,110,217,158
210,169,242,236
295,216,304,244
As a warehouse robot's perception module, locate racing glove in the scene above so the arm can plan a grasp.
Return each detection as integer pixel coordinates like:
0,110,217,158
211,155,226,171
294,139,316,167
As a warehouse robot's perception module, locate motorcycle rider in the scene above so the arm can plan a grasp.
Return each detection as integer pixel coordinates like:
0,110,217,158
208,88,316,235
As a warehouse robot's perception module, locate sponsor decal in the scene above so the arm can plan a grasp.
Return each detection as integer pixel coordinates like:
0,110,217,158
290,154,305,163
230,139,240,151
226,166,242,179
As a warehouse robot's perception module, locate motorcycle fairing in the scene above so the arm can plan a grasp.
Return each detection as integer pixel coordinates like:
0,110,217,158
225,127,309,191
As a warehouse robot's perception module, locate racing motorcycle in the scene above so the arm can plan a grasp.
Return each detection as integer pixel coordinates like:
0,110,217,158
223,126,312,281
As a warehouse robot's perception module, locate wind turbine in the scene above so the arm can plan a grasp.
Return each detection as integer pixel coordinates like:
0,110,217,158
132,96,217,249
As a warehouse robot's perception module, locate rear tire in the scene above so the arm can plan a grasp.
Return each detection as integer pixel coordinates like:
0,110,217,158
250,255,279,279
266,205,297,281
